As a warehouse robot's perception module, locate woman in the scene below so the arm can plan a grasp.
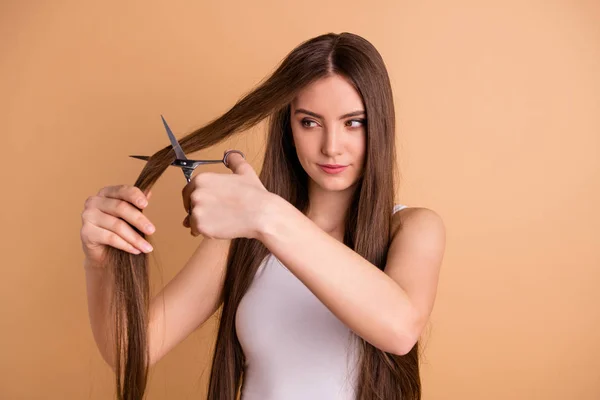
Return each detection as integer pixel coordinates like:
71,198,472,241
81,32,446,400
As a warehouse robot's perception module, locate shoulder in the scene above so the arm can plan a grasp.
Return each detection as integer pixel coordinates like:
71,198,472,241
391,206,446,243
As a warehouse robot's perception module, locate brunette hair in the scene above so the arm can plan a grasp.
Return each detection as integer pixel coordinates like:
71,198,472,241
105,31,421,400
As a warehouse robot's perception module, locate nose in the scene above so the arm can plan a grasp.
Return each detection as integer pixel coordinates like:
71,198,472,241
321,125,344,157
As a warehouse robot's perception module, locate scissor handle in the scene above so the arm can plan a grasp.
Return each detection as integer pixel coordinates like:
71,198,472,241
223,150,245,167
183,169,193,215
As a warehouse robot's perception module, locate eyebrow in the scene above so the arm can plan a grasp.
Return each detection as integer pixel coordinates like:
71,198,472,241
294,108,365,120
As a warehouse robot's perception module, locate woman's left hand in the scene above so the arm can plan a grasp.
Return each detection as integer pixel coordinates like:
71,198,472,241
182,150,271,240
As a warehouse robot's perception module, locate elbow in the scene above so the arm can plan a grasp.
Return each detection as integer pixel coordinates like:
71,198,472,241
98,349,117,373
388,316,421,356
390,332,418,356
104,352,118,374
99,344,157,374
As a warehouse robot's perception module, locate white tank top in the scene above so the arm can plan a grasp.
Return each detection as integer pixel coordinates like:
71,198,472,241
235,204,408,399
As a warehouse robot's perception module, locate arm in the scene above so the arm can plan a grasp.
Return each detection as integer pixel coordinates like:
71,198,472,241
84,261,118,370
84,236,231,370
147,237,231,366
256,195,446,355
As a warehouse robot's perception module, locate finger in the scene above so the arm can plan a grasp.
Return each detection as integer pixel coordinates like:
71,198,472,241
186,209,203,238
89,196,155,235
189,218,201,237
84,208,154,253
223,150,264,188
223,150,248,174
84,222,142,255
181,179,197,214
98,185,149,209
181,214,199,232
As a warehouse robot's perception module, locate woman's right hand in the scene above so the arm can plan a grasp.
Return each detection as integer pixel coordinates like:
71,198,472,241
80,185,156,268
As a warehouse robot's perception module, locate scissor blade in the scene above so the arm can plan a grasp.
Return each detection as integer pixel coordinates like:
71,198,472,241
161,115,188,160
130,155,224,168
130,155,150,161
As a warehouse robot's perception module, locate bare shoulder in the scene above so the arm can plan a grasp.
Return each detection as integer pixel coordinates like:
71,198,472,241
391,206,445,239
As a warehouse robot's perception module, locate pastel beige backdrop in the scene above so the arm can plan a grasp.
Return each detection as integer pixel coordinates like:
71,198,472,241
1,0,598,399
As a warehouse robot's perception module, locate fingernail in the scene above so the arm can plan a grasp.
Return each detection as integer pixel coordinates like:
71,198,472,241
137,199,147,208
143,243,153,252
146,224,155,234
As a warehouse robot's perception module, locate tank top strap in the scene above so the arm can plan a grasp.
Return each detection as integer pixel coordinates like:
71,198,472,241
393,204,408,214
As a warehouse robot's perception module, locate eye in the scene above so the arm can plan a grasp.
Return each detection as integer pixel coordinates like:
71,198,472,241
300,119,319,128
346,119,366,128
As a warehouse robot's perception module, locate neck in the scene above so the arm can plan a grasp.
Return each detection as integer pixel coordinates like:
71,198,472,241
305,180,358,241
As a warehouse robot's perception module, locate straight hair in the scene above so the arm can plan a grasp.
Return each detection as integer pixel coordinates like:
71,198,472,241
104,31,421,400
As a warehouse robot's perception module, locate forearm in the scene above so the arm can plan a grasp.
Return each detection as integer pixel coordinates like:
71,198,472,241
256,195,416,355
84,260,117,370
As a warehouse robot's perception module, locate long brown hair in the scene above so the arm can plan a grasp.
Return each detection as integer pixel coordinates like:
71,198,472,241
105,31,421,400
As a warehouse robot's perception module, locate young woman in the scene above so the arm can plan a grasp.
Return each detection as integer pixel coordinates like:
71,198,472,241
81,32,446,400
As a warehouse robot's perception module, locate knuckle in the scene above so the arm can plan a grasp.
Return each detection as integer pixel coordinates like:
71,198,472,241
189,190,201,204
195,173,211,185
131,186,143,198
115,201,129,215
135,212,147,226
191,207,202,219
108,233,122,248
102,230,116,246
110,217,126,232
84,196,94,208
80,223,92,240
81,208,92,221
117,184,129,195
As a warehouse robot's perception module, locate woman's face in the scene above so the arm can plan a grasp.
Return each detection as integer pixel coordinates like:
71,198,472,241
290,74,367,193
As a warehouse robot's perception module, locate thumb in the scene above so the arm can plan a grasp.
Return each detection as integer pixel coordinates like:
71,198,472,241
143,189,153,200
223,150,251,175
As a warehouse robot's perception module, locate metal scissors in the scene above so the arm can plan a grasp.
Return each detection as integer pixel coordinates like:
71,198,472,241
129,115,245,184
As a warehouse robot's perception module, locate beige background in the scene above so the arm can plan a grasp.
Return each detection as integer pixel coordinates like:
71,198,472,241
1,0,599,399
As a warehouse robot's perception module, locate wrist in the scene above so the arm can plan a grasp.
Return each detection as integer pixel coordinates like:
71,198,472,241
83,257,106,272
254,192,285,242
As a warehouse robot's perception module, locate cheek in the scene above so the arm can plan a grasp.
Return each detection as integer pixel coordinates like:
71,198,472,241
290,135,311,168
351,135,367,161
291,132,316,157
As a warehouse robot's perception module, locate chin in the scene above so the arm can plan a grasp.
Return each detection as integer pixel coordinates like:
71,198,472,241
311,172,360,193
320,181,352,192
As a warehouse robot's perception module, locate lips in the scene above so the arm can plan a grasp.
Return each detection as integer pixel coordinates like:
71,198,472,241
319,164,348,174
320,164,346,168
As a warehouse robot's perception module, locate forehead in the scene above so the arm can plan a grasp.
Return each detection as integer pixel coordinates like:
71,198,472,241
291,74,364,114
